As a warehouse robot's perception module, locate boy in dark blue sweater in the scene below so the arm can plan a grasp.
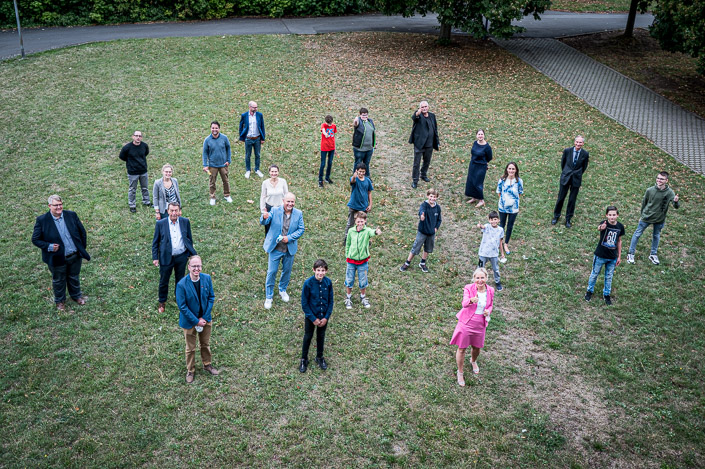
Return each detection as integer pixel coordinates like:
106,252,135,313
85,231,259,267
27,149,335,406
400,188,442,273
299,259,334,372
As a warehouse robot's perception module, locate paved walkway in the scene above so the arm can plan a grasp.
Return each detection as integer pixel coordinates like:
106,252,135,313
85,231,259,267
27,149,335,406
496,38,705,175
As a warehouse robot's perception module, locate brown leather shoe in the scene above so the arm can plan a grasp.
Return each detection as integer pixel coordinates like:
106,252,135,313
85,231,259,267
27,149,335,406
73,296,86,305
203,364,219,376
56,302,66,311
185,372,195,383
158,302,166,313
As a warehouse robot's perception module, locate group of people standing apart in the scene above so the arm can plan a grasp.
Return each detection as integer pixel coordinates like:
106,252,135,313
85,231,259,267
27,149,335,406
31,100,682,385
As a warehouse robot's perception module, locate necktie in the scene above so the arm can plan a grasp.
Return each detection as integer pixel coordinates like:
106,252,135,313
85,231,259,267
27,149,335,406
573,150,579,166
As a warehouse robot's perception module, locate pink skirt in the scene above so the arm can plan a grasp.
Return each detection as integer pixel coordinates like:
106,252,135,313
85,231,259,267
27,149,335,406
449,314,487,349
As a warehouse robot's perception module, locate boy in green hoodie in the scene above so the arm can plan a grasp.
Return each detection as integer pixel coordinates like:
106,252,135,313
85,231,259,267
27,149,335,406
345,211,382,309
627,171,680,265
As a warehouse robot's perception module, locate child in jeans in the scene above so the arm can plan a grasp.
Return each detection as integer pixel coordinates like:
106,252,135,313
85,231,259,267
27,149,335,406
345,211,382,309
319,115,336,187
400,188,442,273
344,163,374,245
299,259,334,373
585,205,625,306
476,211,505,291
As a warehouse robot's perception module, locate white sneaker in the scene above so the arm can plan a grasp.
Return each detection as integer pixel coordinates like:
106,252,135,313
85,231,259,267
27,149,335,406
224,196,233,203
279,290,290,302
361,297,371,309
264,298,272,309
648,254,660,265
627,253,635,264
209,198,216,206
344,297,353,309
255,170,264,178
245,171,251,179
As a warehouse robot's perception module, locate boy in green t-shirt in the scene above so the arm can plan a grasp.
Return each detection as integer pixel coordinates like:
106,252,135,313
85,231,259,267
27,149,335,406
345,211,382,309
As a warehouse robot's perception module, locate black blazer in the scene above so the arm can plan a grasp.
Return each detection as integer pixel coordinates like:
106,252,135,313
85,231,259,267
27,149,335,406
152,217,196,266
32,210,90,267
408,112,439,151
559,147,589,188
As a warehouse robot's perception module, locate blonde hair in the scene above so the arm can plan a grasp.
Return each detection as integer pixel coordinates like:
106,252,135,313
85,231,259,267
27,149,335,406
472,267,488,280
161,163,174,173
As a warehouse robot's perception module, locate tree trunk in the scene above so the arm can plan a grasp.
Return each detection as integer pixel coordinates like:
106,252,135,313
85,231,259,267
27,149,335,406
439,23,451,44
624,0,639,37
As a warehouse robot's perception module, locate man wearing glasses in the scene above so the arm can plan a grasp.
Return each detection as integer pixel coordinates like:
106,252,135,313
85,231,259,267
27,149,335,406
119,130,151,213
32,195,90,310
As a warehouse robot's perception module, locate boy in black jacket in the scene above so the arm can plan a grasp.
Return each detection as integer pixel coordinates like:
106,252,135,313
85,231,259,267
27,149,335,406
400,188,442,273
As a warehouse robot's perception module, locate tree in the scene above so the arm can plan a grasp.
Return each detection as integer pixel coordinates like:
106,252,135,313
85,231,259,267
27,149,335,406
650,0,705,74
374,0,551,43
624,0,649,38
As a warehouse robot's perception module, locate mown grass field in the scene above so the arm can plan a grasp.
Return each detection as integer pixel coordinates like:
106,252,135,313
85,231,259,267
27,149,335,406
550,0,631,12
1,32,703,467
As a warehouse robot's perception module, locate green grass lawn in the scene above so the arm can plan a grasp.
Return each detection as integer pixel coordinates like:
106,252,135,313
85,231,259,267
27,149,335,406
1,32,703,467
550,0,632,12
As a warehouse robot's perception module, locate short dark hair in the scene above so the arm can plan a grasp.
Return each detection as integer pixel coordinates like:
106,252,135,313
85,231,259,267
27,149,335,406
658,171,669,179
488,211,499,219
269,164,279,172
210,121,220,128
325,115,333,124
355,163,367,171
359,108,369,115
605,205,618,214
168,202,181,210
313,259,328,270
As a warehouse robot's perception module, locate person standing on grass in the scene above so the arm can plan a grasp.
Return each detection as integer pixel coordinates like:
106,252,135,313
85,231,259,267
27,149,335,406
496,162,524,259
239,101,266,179
32,195,90,311
202,121,232,206
344,163,374,244
400,188,442,273
260,164,289,237
476,211,505,291
584,206,625,306
450,267,495,385
119,130,151,213
409,100,439,189
627,171,680,266
344,211,382,310
176,255,219,384
352,107,375,176
464,129,492,207
152,163,181,221
152,202,197,313
299,259,334,373
261,192,305,310
552,135,589,228
319,115,337,187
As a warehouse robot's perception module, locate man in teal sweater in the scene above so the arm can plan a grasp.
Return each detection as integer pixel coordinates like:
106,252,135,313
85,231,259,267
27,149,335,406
627,171,680,265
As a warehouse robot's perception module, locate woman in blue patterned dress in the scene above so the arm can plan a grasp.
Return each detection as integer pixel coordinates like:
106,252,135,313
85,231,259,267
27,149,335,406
496,162,523,258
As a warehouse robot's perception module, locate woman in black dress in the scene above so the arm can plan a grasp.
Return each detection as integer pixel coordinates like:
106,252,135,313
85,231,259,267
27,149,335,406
464,129,493,208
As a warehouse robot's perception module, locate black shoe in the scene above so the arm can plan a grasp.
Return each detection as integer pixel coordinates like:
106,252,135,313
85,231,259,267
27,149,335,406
130,207,137,213
418,262,429,273
399,262,410,272
315,357,328,370
584,291,593,302
604,295,612,306
318,181,324,188
299,359,308,373
551,216,559,225
421,176,430,183
325,178,333,184
565,220,572,228
411,182,417,189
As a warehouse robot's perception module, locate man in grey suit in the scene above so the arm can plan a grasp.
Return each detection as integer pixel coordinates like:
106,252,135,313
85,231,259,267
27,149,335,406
409,101,439,189
552,136,589,228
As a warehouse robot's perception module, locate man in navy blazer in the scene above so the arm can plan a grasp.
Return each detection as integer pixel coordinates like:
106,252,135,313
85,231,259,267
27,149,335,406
260,192,305,310
176,255,218,383
32,195,90,310
238,100,266,179
552,136,590,228
152,202,197,313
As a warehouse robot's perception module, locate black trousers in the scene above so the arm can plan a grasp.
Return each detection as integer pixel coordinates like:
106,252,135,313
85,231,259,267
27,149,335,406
158,251,189,303
553,183,580,220
412,146,434,183
499,212,518,245
301,318,328,360
48,254,82,303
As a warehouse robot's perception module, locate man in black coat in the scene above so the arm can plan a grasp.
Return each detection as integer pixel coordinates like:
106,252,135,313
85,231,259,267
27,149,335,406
552,136,589,228
409,101,439,189
152,202,197,313
32,195,90,310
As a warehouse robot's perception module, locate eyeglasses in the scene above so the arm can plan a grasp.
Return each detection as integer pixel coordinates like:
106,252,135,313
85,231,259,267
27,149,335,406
189,265,202,270
133,135,142,137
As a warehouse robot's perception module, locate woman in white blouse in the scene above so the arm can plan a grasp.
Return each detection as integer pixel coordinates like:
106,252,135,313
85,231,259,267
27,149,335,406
260,164,289,235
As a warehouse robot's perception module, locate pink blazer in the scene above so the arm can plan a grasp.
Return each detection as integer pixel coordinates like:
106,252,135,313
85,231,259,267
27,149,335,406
456,283,494,325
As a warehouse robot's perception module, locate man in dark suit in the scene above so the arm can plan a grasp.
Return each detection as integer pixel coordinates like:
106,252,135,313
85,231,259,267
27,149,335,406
409,101,439,189
152,202,197,313
552,136,589,228
32,195,90,310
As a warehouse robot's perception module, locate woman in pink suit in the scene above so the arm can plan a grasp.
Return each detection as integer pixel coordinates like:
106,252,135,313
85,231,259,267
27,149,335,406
450,267,494,386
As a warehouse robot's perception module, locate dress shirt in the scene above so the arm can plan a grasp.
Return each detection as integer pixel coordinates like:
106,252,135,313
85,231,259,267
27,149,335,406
275,212,292,253
169,219,185,256
247,113,260,138
52,213,77,255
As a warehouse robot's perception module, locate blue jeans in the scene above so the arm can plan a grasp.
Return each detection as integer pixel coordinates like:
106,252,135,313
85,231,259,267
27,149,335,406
345,261,369,289
245,138,261,172
587,255,617,296
265,250,294,298
353,148,373,176
628,219,664,255
319,150,335,181
478,256,500,284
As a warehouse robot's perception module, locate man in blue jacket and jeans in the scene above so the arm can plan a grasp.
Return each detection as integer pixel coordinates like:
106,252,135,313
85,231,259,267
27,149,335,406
239,101,266,179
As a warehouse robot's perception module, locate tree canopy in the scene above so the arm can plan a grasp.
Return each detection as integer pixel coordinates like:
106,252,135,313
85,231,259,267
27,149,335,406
650,0,705,74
